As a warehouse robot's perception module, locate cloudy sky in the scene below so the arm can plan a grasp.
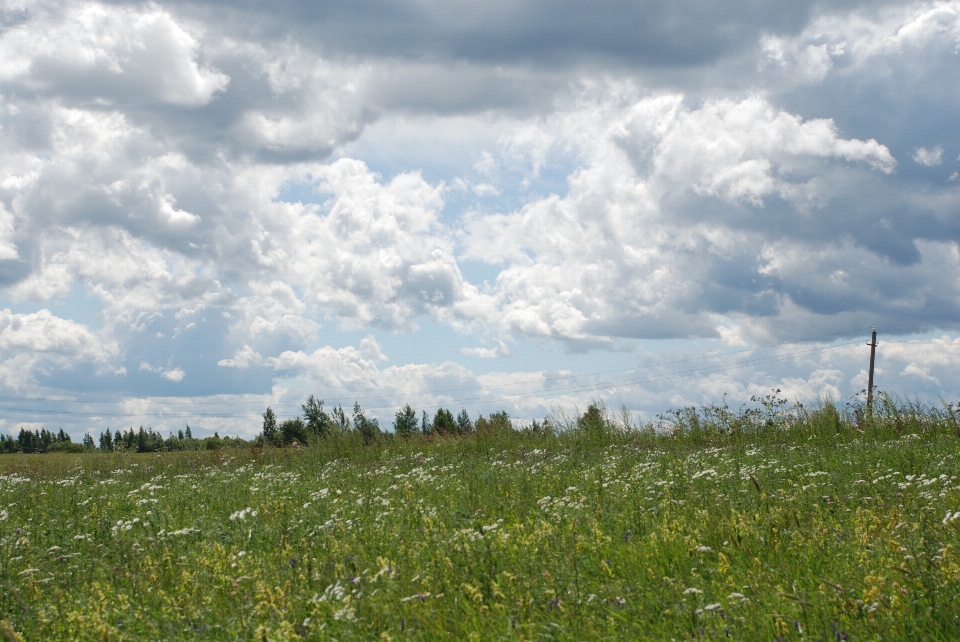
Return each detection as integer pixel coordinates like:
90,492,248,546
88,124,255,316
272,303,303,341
1,0,959,438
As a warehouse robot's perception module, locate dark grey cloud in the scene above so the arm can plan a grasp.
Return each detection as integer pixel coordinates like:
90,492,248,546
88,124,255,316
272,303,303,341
146,0,823,66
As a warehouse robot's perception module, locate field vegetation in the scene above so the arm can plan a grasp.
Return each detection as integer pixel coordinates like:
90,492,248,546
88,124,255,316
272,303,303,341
0,392,959,640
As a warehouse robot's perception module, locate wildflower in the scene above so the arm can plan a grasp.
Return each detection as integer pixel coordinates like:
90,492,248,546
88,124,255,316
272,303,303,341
683,587,703,595
695,545,713,553
230,507,257,521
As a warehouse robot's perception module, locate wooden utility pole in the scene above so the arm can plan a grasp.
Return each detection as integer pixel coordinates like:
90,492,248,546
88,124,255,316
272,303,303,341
866,328,877,415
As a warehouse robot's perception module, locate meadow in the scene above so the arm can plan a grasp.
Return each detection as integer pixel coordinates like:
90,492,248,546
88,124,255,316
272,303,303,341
1,394,959,640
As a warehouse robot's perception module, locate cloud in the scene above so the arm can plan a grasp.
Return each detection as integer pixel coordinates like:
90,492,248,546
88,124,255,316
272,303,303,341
460,90,901,345
0,1,229,106
460,338,511,358
278,159,474,330
217,345,264,369
199,0,815,67
913,146,944,166
160,367,185,382
359,335,387,362
139,361,185,382
0,309,117,389
900,362,940,386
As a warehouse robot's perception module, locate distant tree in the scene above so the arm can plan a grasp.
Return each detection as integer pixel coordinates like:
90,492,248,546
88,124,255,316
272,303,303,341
474,411,511,434
577,404,606,435
185,425,193,440
99,429,113,452
353,402,380,444
280,418,308,445
261,407,279,445
0,434,16,453
331,406,350,432
302,395,331,437
39,429,55,451
527,418,552,435
56,429,70,443
393,404,418,437
82,434,95,450
18,429,37,453
421,411,432,435
489,411,512,433
433,408,456,435
456,408,473,434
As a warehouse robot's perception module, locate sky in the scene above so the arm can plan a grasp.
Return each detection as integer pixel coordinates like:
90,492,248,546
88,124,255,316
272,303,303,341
1,0,960,439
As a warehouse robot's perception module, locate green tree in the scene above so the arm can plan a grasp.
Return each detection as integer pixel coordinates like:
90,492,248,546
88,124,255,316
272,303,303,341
353,402,380,444
302,395,331,437
577,403,606,436
280,418,308,445
421,411,432,435
456,408,473,434
99,429,113,452
261,407,279,445
393,404,418,436
18,429,38,453
433,408,456,435
82,433,95,450
331,406,350,432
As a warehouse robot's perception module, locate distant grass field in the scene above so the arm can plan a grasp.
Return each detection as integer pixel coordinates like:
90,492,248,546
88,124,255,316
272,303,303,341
1,397,959,640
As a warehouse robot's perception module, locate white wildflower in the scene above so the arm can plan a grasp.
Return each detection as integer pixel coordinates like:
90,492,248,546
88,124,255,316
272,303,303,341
230,507,257,521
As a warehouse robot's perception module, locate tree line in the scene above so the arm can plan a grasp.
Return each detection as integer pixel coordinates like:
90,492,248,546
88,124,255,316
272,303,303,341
256,396,527,446
0,396,554,454
0,424,243,454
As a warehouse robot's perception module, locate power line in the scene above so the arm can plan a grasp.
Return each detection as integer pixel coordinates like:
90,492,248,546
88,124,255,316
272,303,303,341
0,338,866,420
349,340,865,413
0,326,872,408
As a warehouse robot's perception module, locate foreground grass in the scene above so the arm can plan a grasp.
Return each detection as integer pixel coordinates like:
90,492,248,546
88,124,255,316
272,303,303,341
1,407,959,639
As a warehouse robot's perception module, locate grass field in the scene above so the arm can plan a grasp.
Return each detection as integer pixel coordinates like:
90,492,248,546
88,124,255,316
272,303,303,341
1,396,959,640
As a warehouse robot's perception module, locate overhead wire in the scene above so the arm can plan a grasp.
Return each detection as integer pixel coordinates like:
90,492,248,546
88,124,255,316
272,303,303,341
0,326,872,409
0,336,869,420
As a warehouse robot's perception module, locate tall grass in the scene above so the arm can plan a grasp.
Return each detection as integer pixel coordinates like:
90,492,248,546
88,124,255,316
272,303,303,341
0,393,958,639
